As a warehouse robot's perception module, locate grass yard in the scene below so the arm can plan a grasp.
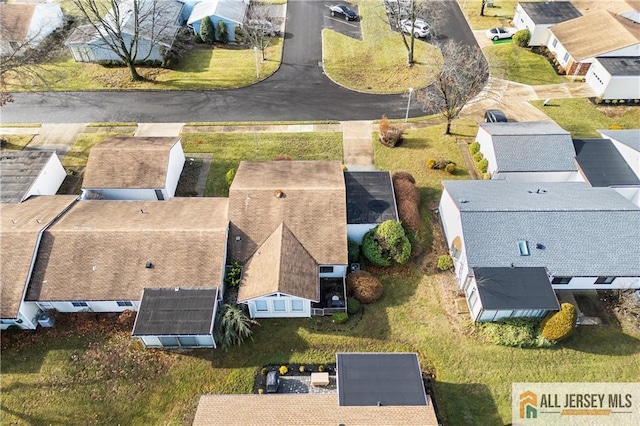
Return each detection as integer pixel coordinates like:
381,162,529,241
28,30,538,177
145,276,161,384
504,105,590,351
460,0,524,29
179,132,343,196
0,135,35,150
484,44,562,85
322,1,442,93
531,98,640,137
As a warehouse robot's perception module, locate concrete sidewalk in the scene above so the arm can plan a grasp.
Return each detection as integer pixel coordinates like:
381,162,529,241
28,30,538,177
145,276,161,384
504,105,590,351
341,121,375,170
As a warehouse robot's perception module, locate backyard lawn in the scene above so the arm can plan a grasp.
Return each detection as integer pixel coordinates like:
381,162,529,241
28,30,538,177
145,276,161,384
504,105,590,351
460,0,524,29
484,44,562,85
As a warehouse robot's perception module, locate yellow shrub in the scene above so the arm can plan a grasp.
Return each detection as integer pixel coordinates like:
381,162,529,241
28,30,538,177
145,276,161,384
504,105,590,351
540,303,577,342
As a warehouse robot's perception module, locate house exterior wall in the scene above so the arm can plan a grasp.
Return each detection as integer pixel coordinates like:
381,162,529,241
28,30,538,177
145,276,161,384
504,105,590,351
476,128,498,176
319,265,347,278
513,5,550,46
1,302,41,330
493,171,583,183
83,188,160,200
165,141,186,199
245,294,311,318
465,279,551,322
25,154,67,200
70,33,165,64
551,276,639,290
347,223,376,245
138,334,214,348
587,60,640,100
28,3,64,48
613,187,640,207
438,189,469,286
610,140,640,179
34,300,140,313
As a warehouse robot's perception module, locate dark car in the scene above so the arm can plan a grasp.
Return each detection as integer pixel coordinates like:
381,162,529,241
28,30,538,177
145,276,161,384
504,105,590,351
330,4,358,21
266,370,280,393
484,109,508,123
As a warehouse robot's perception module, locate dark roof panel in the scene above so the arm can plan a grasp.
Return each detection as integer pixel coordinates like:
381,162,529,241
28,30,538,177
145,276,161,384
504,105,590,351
337,353,427,406
596,56,640,76
519,1,582,25
573,138,640,187
132,287,217,336
344,171,398,224
473,267,560,310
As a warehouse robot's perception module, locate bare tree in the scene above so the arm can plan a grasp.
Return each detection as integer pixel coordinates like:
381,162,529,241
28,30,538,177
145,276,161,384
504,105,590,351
70,0,182,81
416,41,489,135
238,2,279,61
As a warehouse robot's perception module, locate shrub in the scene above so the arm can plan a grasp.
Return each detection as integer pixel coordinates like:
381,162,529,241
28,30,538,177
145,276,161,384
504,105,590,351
477,318,552,348
513,29,530,47
482,172,492,180
332,312,348,324
473,152,484,162
397,199,422,234
477,159,489,173
225,168,236,187
318,365,325,372
445,163,456,174
436,254,454,271
279,365,288,375
378,115,404,147
392,170,416,184
347,271,384,304
426,158,437,169
258,388,265,394
216,20,228,43
216,304,258,349
348,239,360,263
224,261,242,288
200,17,215,44
261,368,267,376
347,297,361,314
540,303,577,342
469,141,480,154
362,220,411,266
299,365,306,373
393,176,420,205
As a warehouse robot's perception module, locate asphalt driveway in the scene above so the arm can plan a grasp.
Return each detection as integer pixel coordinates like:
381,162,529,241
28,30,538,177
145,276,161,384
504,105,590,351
0,0,480,123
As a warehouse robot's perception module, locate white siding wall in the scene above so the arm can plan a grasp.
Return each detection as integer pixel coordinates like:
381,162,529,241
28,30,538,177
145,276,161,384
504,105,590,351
86,188,159,200
28,4,64,48
39,300,140,313
513,5,550,46
586,59,611,98
547,36,571,68
246,294,311,318
475,128,498,175
319,265,347,278
599,44,640,57
610,140,640,179
347,224,375,245
165,142,186,199
438,189,469,286
551,276,639,290
494,171,583,183
26,154,67,200
613,187,640,207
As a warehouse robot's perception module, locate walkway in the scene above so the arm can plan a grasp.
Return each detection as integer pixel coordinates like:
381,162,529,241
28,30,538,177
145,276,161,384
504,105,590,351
341,121,375,171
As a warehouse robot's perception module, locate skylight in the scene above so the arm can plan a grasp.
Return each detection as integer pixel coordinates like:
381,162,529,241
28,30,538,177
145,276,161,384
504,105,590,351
517,240,530,256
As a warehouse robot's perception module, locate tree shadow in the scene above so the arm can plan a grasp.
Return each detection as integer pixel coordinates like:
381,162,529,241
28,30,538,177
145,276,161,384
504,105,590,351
562,326,640,356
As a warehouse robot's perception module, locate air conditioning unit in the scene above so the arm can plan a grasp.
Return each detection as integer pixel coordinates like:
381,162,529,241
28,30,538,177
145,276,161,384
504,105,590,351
37,313,55,328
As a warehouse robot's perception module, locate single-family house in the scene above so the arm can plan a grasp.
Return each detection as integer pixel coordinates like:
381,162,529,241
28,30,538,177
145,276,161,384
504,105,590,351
187,0,249,43
192,352,439,425
0,150,67,203
345,171,399,244
512,1,582,46
0,196,77,330
475,121,580,182
547,10,640,76
228,161,348,318
439,180,640,322
585,56,640,101
66,0,184,64
0,2,64,57
23,198,229,343
81,136,185,201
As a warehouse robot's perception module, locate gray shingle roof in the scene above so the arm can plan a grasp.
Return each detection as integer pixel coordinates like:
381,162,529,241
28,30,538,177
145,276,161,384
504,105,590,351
0,150,59,203
573,138,640,187
519,1,582,25
598,129,640,152
595,57,640,76
479,121,576,172
442,181,640,277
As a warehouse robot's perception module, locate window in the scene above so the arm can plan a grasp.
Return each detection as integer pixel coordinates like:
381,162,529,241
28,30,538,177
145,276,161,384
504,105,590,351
552,38,558,48
319,266,334,274
155,189,164,201
563,52,570,63
255,300,268,312
551,277,571,285
159,337,179,347
71,301,88,307
273,300,286,312
468,288,478,311
117,301,133,307
178,336,198,346
291,299,304,312
595,276,615,284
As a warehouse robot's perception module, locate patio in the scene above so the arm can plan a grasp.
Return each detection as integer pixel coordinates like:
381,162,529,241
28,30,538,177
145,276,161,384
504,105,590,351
278,375,338,395
312,278,347,316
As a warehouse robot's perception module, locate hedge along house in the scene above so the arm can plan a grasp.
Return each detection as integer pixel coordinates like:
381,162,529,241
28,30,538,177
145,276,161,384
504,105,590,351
0,196,77,330
22,198,229,346
228,161,348,318
345,171,399,244
186,0,249,43
66,0,185,64
475,121,581,182
81,136,185,201
439,180,640,322
546,9,640,77
585,56,640,101
0,150,67,203
512,1,581,46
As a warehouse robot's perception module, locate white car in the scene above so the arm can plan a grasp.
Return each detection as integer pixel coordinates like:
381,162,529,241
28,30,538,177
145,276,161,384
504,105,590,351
401,18,430,38
485,27,517,41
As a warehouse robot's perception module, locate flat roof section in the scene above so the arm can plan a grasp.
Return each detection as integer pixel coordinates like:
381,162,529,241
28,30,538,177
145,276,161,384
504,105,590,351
345,171,398,224
573,138,640,187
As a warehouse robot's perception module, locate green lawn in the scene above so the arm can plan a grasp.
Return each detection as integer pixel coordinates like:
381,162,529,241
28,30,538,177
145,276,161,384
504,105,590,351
460,0,528,29
322,0,442,93
531,98,640,137
179,132,344,196
0,135,35,150
484,44,562,85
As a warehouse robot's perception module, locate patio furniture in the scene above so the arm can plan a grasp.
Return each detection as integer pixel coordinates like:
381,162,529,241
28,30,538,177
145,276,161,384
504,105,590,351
311,372,330,386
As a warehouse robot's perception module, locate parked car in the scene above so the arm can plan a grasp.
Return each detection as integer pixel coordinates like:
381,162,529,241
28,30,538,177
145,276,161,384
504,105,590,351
330,4,358,21
266,370,280,393
485,27,517,41
246,19,280,37
401,18,430,38
484,109,508,123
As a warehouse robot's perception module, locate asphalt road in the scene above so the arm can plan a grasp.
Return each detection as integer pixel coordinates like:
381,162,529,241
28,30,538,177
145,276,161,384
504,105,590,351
0,0,479,124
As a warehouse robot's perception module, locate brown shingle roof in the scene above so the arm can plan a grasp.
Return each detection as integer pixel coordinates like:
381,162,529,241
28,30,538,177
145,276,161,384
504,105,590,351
228,161,348,266
82,137,181,189
0,196,77,318
25,198,228,302
0,3,36,43
193,394,439,425
549,10,640,61
237,223,319,302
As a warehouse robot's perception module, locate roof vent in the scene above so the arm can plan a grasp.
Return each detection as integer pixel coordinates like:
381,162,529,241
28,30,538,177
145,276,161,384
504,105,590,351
536,243,545,250
145,261,154,269
459,198,468,203
235,236,241,242
377,401,382,406
517,240,530,256
274,189,284,198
